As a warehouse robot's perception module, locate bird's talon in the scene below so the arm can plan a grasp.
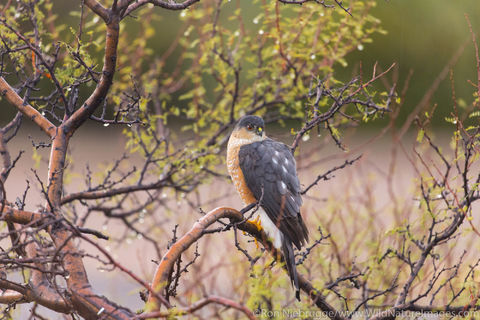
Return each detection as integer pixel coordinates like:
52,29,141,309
248,216,263,231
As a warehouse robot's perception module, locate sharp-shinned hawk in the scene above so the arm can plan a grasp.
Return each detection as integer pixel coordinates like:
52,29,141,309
227,115,309,299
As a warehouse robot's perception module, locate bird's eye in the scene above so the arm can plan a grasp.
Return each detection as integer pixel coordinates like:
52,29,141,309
246,124,253,131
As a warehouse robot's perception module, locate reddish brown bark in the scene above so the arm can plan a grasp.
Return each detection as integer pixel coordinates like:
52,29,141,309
147,207,244,309
0,5,132,318
146,206,344,319
137,295,257,319
0,77,56,137
0,205,43,225
63,21,120,135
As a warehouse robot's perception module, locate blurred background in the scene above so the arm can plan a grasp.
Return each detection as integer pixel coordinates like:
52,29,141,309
2,0,480,318
2,1,480,126
350,0,479,126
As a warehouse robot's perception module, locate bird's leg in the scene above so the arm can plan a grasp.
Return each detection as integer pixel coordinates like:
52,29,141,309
249,215,262,231
243,216,262,249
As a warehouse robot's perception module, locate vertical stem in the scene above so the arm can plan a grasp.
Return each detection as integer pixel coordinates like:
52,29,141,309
46,127,92,286
47,127,68,209
39,18,131,319
46,129,130,319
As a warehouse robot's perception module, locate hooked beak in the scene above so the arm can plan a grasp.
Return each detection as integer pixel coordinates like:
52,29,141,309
256,126,263,136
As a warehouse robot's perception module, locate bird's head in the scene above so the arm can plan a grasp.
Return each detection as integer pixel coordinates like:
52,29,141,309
231,115,265,141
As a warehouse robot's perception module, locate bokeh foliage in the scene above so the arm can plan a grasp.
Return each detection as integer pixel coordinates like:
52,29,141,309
1,0,480,319
110,0,391,185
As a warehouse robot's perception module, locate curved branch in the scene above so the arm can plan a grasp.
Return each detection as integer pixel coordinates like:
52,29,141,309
120,0,200,18
146,206,345,320
84,0,110,22
0,205,44,225
0,290,23,304
0,279,71,313
135,295,257,319
147,207,242,309
0,77,56,137
0,240,72,313
63,19,119,136
24,240,73,313
33,16,130,318
49,228,134,319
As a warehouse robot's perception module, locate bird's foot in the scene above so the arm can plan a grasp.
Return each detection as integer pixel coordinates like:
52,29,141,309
248,216,262,231
247,216,262,249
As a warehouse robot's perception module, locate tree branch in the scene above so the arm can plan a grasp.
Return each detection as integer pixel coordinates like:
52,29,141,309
60,178,172,205
135,295,257,319
0,77,56,137
120,0,200,18
0,205,44,225
0,279,71,313
146,206,346,320
84,0,110,22
63,19,119,136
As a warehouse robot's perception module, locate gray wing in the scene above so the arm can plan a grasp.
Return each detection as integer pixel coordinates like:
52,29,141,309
238,139,309,249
